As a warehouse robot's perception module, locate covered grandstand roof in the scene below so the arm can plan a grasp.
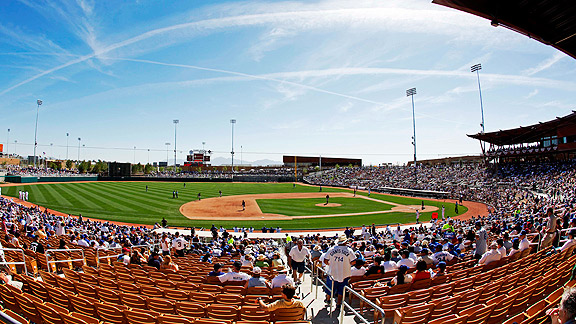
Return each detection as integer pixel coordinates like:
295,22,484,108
468,111,576,146
432,0,576,60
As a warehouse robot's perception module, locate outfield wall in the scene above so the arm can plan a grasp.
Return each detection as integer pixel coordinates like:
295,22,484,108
4,176,98,183
98,175,299,182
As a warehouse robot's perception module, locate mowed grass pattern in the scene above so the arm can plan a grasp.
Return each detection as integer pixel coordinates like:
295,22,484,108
257,197,393,216
1,182,466,229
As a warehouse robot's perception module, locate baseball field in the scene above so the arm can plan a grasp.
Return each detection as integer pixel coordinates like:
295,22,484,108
0,182,467,229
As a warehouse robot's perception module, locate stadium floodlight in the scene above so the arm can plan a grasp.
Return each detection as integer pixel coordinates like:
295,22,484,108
165,143,170,164
230,119,236,171
77,137,81,161
470,63,485,135
6,129,9,155
33,99,42,167
173,120,179,168
66,133,69,160
406,88,417,181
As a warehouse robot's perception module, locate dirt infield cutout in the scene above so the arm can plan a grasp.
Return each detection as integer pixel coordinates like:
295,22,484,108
179,192,438,221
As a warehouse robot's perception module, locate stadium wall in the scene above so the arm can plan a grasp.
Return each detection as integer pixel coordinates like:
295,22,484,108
4,176,98,183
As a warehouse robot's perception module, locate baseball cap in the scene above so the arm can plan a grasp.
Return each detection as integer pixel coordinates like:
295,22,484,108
437,261,446,269
253,267,261,274
420,248,429,255
122,248,130,253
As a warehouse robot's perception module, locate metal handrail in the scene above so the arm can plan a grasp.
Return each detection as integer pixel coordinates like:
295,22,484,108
130,243,160,253
0,310,22,324
45,248,85,273
315,265,335,317
557,227,576,247
96,246,122,266
0,248,28,275
341,285,385,324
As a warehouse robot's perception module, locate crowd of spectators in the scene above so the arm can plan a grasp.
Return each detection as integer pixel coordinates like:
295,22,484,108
2,165,83,177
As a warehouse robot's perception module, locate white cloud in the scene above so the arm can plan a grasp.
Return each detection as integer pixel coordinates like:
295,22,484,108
525,89,538,99
522,52,566,76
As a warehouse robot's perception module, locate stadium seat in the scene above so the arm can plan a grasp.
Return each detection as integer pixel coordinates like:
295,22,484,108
428,314,468,324
157,314,194,324
123,309,159,324
392,303,433,324
455,288,482,313
406,288,432,306
73,281,98,300
459,303,496,324
272,306,306,322
120,292,148,310
13,293,43,324
176,301,206,317
69,295,99,318
96,287,121,304
36,302,69,324
207,304,239,321
4,309,30,324
189,291,216,304
96,302,127,324
429,295,461,321
148,297,176,314
239,305,271,322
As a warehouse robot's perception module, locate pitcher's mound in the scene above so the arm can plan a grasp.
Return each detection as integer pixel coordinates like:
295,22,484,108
315,203,342,207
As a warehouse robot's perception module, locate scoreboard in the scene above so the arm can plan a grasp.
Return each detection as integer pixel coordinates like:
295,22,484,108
184,149,211,167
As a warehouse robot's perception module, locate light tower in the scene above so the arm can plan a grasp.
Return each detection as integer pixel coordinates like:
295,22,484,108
471,63,485,134
33,99,42,167
406,88,417,183
173,120,179,168
230,119,236,171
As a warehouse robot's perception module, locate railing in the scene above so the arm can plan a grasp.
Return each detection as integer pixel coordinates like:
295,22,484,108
45,248,85,273
557,227,576,248
130,243,160,253
510,232,541,251
341,285,385,324
0,248,28,275
96,246,122,266
0,311,22,324
315,264,385,323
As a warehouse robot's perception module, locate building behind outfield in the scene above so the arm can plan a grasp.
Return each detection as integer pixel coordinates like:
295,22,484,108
283,155,361,168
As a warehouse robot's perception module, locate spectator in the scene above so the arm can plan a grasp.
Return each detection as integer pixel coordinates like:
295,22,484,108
271,268,294,288
258,284,303,311
496,239,507,257
382,254,398,272
366,256,385,275
478,242,502,266
432,245,454,265
390,265,412,286
208,263,225,277
161,255,179,271
397,250,415,268
271,253,285,269
559,229,576,252
412,260,431,281
323,236,356,311
546,286,576,324
245,266,270,289
519,231,531,251
289,239,311,285
255,254,270,268
350,259,366,277
541,207,558,248
218,261,250,284
118,247,130,265
147,251,162,269
508,238,521,257
432,261,447,278
474,222,488,259
417,248,434,266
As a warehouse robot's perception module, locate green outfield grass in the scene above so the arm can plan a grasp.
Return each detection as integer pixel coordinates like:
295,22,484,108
0,182,467,229
257,197,394,216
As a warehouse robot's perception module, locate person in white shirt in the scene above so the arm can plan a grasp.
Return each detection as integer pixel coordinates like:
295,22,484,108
397,250,415,268
559,229,576,252
519,231,531,251
478,242,502,266
218,261,250,283
271,268,295,288
160,234,171,256
118,248,130,265
77,235,89,247
289,239,310,285
171,232,187,257
350,259,366,277
323,236,356,310
432,245,454,265
382,253,399,272
361,225,369,240
496,239,507,257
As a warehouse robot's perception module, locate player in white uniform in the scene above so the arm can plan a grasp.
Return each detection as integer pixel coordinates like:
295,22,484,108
171,232,187,257
323,236,356,311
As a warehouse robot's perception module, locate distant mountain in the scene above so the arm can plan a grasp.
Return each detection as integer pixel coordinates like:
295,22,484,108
210,157,282,166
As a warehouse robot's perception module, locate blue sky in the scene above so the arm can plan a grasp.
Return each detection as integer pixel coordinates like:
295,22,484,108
1,0,575,166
